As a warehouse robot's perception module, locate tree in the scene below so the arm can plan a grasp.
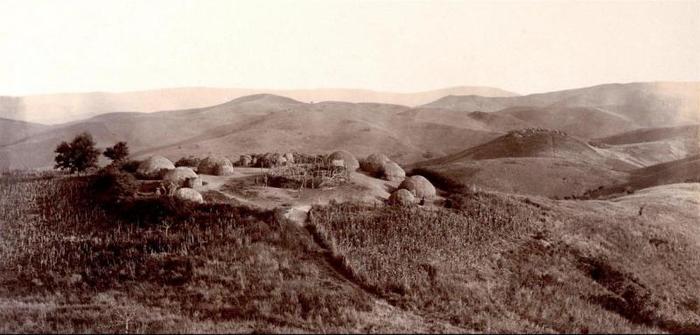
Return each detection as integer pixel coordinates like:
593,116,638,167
104,141,130,162
54,132,101,173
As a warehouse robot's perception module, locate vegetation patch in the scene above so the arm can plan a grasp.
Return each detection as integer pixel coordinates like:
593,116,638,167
0,174,374,332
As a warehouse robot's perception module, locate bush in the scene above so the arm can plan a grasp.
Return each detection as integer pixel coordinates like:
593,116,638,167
118,159,141,174
103,141,130,162
175,156,201,168
91,166,140,202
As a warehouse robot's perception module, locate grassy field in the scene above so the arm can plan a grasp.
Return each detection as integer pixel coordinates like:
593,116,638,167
309,187,700,333
0,174,380,333
1,171,699,333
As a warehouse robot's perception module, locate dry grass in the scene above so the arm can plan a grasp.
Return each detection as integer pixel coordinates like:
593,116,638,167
0,174,374,333
308,188,700,333
2,169,699,333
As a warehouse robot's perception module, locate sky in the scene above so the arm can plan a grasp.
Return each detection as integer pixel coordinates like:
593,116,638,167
0,0,698,96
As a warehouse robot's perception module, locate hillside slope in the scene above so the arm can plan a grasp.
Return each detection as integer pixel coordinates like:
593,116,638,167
3,82,698,171
579,155,700,199
0,95,504,170
416,128,631,168
411,129,635,198
310,183,700,332
0,95,306,170
597,124,700,145
594,124,700,167
0,118,48,146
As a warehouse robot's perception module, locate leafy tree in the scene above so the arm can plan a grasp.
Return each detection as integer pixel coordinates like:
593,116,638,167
54,132,101,173
104,141,130,162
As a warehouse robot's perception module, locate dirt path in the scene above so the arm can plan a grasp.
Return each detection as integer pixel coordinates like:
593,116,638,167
301,220,470,333
193,168,465,331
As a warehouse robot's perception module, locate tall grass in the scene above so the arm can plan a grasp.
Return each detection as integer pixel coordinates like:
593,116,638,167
307,189,700,333
308,192,552,331
0,174,372,332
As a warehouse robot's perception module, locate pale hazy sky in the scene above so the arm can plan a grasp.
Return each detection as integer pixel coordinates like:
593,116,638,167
0,0,698,96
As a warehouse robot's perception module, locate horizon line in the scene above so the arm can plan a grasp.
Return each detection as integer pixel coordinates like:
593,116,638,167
3,80,700,98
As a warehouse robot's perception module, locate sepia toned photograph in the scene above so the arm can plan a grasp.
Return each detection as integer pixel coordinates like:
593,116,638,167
1,0,699,333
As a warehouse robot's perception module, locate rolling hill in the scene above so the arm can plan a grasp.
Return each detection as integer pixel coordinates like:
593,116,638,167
0,118,48,146
594,124,700,167
0,94,506,170
410,129,636,198
579,155,700,199
0,86,517,124
596,124,700,145
423,82,700,128
2,82,698,173
415,128,633,168
409,123,700,198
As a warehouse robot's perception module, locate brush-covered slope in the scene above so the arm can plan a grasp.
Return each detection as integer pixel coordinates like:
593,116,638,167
310,183,700,332
1,175,473,333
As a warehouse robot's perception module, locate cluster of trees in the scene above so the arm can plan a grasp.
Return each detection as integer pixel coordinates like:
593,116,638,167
54,132,130,173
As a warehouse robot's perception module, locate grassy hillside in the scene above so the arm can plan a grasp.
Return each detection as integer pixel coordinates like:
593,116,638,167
2,169,699,332
597,124,700,145
309,185,700,333
413,158,629,199
409,129,635,198
497,106,636,138
591,125,700,167
0,174,464,333
416,129,608,163
579,155,700,199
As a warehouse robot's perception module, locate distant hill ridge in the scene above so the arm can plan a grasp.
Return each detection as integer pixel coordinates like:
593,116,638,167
0,86,517,124
1,81,698,173
423,81,700,127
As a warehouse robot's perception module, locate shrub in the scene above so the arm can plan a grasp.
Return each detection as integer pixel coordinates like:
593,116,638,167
175,156,201,168
118,159,141,174
91,166,140,203
103,141,130,162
